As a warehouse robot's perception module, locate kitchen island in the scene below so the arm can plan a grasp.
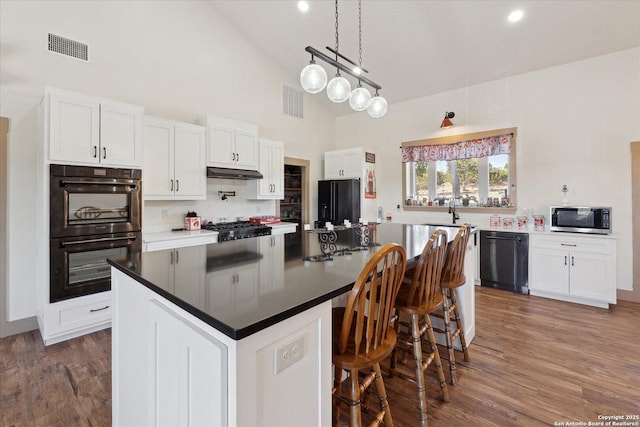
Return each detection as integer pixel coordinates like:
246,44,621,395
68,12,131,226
108,223,476,427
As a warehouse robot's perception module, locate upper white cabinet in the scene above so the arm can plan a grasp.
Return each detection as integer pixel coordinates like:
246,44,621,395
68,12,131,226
324,147,365,179
144,116,206,200
197,115,259,170
46,87,143,167
529,233,616,308
247,138,284,200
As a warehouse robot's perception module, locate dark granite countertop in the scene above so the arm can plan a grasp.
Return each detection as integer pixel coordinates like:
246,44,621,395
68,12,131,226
108,223,471,340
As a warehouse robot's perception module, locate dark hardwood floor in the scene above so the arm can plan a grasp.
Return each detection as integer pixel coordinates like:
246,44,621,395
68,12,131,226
1,287,639,426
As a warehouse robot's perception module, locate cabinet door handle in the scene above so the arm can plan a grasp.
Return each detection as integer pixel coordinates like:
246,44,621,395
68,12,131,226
93,146,98,158
103,147,107,159
571,256,574,266
236,153,239,162
170,179,174,191
561,243,577,247
170,251,174,264
232,153,236,161
176,179,179,192
90,305,110,313
176,250,179,264
564,256,567,266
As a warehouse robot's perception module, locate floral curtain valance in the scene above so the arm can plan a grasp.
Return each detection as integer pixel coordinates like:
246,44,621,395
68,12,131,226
401,133,512,163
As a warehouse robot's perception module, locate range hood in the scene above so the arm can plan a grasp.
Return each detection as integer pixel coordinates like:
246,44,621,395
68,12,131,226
206,167,263,180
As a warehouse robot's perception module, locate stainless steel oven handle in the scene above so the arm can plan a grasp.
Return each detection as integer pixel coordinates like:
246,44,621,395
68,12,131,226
60,179,138,188
60,235,137,246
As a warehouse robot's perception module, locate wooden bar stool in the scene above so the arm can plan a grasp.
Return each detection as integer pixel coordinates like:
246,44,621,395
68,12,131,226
433,223,471,386
390,229,449,424
332,243,407,427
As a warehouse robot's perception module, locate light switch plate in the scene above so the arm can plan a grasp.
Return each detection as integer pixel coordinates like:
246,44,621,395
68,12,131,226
274,335,305,375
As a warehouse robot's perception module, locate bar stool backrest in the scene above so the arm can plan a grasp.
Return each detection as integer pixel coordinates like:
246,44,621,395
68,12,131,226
336,243,407,357
441,224,471,285
404,230,448,309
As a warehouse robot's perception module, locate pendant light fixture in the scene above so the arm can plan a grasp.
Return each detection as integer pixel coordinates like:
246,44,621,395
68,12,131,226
299,0,387,117
348,0,371,111
326,0,351,103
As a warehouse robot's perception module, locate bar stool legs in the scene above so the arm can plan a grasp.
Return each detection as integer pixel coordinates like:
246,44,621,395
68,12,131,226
440,287,470,386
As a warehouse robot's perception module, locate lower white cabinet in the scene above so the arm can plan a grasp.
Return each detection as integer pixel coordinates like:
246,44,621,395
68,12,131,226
112,268,332,427
38,291,112,345
529,233,616,308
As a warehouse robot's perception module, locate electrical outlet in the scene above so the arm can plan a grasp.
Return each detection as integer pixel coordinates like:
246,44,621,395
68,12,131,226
274,335,305,375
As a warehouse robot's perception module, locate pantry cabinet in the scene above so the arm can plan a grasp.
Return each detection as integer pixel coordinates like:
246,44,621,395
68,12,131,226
324,147,365,179
197,115,259,170
529,233,616,308
46,87,143,167
247,138,284,200
143,116,206,200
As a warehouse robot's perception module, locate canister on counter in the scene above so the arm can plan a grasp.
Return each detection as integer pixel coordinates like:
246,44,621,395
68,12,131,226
490,215,501,228
533,215,545,231
502,217,514,229
517,216,528,230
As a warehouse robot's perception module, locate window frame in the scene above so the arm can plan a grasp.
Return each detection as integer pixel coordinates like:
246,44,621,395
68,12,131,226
401,127,517,214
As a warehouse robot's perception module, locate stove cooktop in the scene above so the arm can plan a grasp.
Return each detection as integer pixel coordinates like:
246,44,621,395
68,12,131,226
201,221,271,241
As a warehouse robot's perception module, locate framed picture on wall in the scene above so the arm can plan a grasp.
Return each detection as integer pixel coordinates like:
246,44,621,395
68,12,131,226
365,165,376,199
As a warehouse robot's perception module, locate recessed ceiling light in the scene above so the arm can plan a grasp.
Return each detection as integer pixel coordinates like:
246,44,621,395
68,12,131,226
298,1,309,13
508,10,524,23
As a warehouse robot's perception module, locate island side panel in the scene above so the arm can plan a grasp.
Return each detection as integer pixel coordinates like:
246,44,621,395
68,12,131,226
234,300,332,427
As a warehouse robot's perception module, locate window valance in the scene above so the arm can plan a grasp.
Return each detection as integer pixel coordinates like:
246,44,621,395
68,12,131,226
401,133,512,163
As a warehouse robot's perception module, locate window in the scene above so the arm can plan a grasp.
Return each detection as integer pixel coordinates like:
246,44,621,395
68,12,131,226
401,128,516,209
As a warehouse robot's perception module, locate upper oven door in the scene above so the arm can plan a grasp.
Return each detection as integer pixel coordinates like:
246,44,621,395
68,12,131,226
50,165,141,237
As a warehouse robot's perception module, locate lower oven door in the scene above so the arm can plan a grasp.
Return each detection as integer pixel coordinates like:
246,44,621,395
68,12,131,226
50,231,141,303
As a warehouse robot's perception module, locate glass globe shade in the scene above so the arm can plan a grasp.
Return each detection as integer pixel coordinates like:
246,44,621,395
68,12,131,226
326,76,352,103
367,95,388,118
300,63,327,94
349,86,371,111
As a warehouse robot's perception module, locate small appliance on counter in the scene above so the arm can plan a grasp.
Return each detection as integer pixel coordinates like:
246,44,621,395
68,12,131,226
184,211,201,231
550,206,611,234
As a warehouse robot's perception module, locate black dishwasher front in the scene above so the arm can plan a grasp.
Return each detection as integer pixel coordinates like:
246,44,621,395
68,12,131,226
480,230,529,294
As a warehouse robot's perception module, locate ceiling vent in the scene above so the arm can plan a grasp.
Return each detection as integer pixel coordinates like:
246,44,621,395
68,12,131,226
47,33,89,62
282,84,303,119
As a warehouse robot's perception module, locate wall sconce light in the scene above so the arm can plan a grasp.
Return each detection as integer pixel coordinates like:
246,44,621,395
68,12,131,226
441,112,455,128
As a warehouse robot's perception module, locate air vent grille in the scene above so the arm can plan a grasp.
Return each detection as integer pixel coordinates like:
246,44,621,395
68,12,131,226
47,33,89,62
283,84,303,119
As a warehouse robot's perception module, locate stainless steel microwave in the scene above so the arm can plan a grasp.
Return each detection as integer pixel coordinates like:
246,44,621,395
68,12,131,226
550,206,612,234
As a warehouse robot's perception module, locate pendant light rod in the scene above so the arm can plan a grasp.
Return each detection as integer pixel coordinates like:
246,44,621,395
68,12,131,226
324,46,369,74
305,46,381,91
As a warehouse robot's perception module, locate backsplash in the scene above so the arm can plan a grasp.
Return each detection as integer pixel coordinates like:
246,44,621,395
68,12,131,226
143,180,276,233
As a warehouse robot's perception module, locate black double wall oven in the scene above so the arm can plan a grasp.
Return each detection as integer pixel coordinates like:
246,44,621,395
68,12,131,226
49,164,142,302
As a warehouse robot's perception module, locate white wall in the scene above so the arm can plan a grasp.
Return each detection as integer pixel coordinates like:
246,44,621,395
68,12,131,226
0,1,335,320
336,48,640,291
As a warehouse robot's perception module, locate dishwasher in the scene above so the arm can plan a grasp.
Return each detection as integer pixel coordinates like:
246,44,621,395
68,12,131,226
480,230,529,294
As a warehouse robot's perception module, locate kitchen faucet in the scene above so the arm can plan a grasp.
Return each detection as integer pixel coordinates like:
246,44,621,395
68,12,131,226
448,200,460,224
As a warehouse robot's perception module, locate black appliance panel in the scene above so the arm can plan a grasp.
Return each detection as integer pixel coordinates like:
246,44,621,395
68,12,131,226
50,231,141,302
50,164,142,238
317,179,360,225
480,230,529,294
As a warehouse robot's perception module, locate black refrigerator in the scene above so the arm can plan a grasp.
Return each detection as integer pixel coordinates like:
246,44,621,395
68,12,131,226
317,179,361,226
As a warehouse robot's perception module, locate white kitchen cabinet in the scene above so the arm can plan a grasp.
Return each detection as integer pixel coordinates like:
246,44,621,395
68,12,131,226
324,147,365,179
144,116,206,200
529,233,616,308
269,222,298,235
46,87,143,167
112,268,331,427
113,274,227,427
197,115,259,170
258,235,285,294
247,138,284,199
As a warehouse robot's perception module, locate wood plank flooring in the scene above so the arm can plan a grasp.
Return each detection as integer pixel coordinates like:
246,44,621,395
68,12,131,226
1,287,639,426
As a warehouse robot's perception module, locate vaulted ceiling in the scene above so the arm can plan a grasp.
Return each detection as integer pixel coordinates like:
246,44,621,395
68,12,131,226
209,0,640,115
